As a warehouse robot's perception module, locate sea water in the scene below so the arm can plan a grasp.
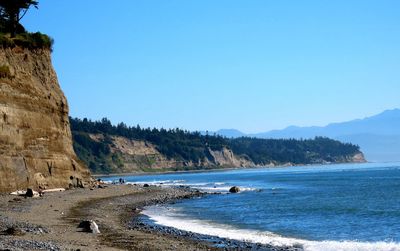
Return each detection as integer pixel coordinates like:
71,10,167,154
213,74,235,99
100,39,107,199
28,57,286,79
102,162,400,251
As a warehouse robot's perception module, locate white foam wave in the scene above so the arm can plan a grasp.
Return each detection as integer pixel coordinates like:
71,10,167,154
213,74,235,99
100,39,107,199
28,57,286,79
122,179,258,193
240,187,260,192
142,206,400,251
214,182,225,185
106,177,260,194
125,180,186,186
189,185,259,193
191,185,231,192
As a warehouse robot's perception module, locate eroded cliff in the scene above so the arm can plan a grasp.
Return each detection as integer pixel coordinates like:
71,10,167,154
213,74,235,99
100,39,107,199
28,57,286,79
75,133,365,174
0,47,90,192
83,134,255,173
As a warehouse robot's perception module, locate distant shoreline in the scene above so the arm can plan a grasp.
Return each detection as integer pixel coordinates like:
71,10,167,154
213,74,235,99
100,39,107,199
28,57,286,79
93,161,368,178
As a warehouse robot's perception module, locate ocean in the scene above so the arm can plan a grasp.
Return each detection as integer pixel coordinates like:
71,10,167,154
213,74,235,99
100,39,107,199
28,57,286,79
102,162,400,251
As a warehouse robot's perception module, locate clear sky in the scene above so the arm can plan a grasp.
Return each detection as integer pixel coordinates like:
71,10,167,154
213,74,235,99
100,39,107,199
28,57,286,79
22,0,400,133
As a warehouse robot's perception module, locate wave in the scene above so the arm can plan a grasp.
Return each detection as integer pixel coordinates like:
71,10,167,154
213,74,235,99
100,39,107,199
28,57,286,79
190,185,259,193
142,205,400,251
124,179,187,185
122,179,259,193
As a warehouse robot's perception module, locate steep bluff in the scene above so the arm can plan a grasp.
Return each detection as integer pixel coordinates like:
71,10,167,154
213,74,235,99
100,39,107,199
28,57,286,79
0,47,90,192
69,111,365,175
73,132,365,174
82,134,256,173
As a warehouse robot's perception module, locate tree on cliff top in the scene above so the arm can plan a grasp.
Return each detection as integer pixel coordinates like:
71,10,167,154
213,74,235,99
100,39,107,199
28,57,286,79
0,0,38,37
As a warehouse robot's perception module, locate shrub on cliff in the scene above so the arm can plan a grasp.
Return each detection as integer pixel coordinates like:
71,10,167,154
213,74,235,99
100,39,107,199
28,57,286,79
0,64,10,78
0,32,53,50
0,0,52,50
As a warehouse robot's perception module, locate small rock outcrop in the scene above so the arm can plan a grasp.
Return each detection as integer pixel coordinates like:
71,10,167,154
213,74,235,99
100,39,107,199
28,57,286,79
0,47,91,192
229,186,240,193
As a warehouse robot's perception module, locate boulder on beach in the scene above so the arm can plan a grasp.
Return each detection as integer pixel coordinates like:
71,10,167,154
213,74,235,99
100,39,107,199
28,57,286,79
25,188,40,197
78,220,100,234
143,184,150,187
25,188,34,197
229,186,240,193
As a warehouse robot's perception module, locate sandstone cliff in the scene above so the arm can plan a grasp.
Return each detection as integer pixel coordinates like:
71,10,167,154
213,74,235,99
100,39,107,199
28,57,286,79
0,47,91,192
85,134,256,173
78,134,365,174
72,126,367,174
350,153,366,163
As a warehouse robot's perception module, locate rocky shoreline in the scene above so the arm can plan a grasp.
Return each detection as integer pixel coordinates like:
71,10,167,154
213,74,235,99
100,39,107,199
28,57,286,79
0,184,302,250
131,213,302,251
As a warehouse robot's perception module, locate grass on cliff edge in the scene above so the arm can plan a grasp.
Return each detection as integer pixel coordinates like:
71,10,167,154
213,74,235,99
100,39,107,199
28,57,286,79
0,32,53,50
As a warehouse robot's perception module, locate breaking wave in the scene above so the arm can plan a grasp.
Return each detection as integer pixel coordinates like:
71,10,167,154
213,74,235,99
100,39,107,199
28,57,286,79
142,205,400,251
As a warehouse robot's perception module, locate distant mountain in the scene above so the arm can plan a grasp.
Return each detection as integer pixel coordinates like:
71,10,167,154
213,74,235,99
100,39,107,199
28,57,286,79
200,129,245,138
254,109,400,139
216,129,246,138
335,134,400,163
215,109,400,162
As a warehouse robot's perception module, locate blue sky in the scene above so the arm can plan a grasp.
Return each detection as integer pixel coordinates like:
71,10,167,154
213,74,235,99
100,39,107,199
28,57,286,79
22,0,400,133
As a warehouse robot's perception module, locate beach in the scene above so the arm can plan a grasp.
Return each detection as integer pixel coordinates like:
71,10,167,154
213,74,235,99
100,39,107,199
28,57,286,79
3,163,398,251
0,185,211,250
0,184,293,251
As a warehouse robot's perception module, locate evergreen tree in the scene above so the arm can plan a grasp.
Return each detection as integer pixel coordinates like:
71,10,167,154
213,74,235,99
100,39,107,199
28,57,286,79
0,0,38,36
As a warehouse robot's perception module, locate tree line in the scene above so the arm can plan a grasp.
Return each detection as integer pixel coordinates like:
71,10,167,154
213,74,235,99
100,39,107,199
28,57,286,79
70,117,362,173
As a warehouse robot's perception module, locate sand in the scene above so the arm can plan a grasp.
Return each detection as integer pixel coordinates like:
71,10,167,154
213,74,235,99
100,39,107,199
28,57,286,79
0,184,217,251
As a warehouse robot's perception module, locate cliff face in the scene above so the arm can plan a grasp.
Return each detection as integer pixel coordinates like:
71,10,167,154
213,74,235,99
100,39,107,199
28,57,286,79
0,47,91,192
74,131,366,174
85,134,255,173
205,147,255,167
349,153,366,163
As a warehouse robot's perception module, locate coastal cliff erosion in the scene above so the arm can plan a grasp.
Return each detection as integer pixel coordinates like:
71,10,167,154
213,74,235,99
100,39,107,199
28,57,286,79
0,47,91,192
72,129,365,174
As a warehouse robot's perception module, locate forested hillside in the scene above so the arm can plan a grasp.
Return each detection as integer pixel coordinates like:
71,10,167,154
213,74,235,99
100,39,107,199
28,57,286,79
70,117,365,174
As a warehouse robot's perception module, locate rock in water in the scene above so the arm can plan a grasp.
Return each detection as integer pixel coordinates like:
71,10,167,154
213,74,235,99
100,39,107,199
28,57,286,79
78,220,100,234
229,186,240,193
0,47,91,192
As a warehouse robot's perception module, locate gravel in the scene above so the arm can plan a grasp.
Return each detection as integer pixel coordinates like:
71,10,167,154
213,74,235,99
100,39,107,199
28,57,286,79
0,215,49,235
0,239,60,251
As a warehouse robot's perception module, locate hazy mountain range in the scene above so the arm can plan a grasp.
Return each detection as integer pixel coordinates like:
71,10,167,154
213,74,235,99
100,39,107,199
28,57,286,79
213,109,400,162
